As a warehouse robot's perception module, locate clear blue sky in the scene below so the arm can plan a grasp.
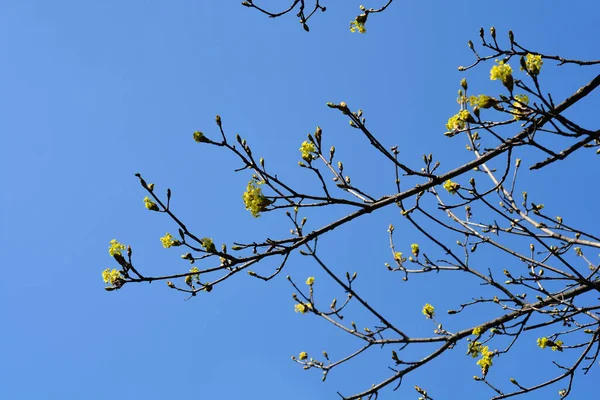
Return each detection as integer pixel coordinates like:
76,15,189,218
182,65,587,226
1,1,598,399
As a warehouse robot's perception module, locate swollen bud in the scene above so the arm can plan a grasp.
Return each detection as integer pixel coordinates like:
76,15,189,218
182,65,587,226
503,74,514,93
193,131,208,143
315,126,322,147
520,56,527,72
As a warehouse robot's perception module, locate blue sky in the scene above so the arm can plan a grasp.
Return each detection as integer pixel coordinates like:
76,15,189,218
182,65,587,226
1,1,598,399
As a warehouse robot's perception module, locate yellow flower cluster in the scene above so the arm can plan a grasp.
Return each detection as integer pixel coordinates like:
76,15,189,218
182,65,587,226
242,180,270,218
102,268,123,285
472,326,483,336
394,252,403,262
476,346,494,375
411,244,419,257
108,239,126,257
469,94,497,109
537,337,563,351
537,337,548,348
467,341,483,357
422,303,435,319
306,276,315,285
201,237,216,253
298,352,308,360
525,53,543,76
445,110,473,132
349,14,367,33
512,94,530,120
490,60,512,82
295,302,313,314
160,233,181,248
185,266,200,285
467,341,494,374
144,196,159,211
300,141,316,161
443,179,460,194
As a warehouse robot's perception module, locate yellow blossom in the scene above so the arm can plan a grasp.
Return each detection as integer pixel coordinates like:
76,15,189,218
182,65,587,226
472,326,484,336
537,337,548,349
144,196,159,211
201,237,216,253
349,14,367,33
445,109,474,132
300,141,316,161
298,352,308,360
411,244,419,257
422,303,435,319
512,94,530,120
467,341,483,358
295,302,312,314
108,239,126,257
524,53,543,75
394,252,403,262
469,94,497,109
160,233,180,248
552,340,563,351
242,180,271,218
102,268,123,285
490,60,513,82
476,346,495,375
306,276,315,285
185,266,200,286
443,179,460,194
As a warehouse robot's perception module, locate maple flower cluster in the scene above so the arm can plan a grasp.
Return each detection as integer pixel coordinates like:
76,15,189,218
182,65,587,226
537,337,563,351
422,303,435,319
108,239,126,257
468,94,497,109
524,53,543,76
299,140,316,161
468,341,495,375
443,179,460,194
242,180,270,218
411,244,420,257
295,302,313,314
490,60,513,82
144,196,159,211
512,94,530,120
160,233,181,248
102,268,123,286
349,13,367,33
445,109,473,132
185,266,200,286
